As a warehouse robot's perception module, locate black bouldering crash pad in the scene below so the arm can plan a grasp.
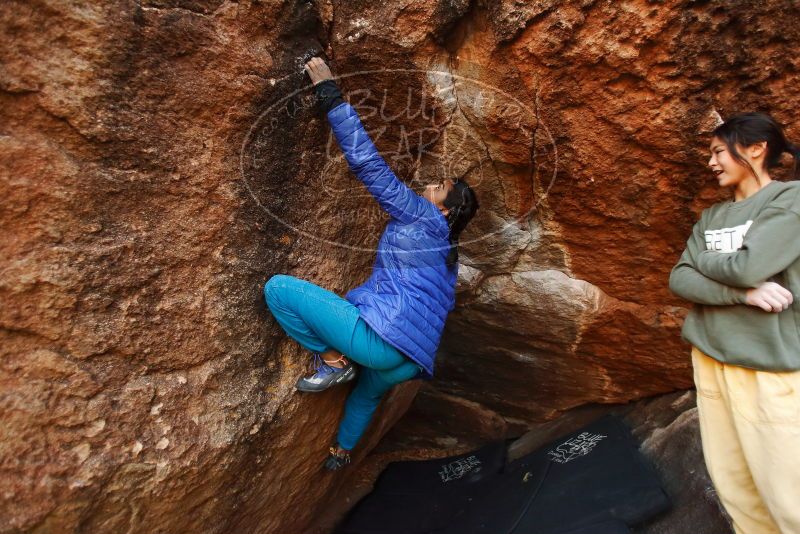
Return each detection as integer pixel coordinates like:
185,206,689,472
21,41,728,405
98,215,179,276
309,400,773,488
337,416,670,534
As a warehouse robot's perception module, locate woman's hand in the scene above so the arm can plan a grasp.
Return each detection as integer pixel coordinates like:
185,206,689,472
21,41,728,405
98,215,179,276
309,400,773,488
745,281,794,312
304,57,334,86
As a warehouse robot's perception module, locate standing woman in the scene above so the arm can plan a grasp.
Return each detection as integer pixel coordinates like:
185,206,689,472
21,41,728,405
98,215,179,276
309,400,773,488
669,112,800,533
263,58,478,470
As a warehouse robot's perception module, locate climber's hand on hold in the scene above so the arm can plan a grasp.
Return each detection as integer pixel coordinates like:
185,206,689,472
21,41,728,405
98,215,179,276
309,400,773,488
304,57,334,86
308,57,344,113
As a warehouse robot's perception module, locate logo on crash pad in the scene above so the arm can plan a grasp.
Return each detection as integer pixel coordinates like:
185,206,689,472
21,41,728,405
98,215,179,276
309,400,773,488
438,455,482,483
547,432,607,464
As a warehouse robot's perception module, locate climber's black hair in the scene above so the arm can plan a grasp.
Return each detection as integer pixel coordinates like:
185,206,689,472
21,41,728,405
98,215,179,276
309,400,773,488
443,180,479,267
713,112,800,183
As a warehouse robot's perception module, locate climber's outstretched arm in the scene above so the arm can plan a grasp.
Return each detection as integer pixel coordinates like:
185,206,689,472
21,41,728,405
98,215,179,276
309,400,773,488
304,57,431,224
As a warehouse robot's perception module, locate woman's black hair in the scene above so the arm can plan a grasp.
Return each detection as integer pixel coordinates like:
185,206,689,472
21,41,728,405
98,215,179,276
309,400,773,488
442,180,479,267
712,112,800,183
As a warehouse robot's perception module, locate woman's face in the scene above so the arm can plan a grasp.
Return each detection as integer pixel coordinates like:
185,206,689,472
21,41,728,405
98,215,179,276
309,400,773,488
423,179,455,209
707,136,765,187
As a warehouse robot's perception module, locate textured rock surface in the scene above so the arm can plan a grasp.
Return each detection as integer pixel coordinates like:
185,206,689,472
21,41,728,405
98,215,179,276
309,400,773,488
627,392,733,534
428,0,800,425
1,1,402,532
2,0,798,532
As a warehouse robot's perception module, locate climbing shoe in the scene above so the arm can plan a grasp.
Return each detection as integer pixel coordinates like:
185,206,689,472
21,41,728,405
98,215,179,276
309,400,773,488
323,446,351,471
295,353,356,393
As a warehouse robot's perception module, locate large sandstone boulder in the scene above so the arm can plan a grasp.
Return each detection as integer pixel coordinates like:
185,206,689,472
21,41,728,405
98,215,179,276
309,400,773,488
2,0,798,532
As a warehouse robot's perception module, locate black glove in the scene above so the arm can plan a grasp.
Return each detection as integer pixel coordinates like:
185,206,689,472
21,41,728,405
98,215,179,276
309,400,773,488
314,79,344,113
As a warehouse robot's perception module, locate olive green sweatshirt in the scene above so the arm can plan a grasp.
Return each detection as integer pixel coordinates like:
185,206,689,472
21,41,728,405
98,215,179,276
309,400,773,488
669,180,800,371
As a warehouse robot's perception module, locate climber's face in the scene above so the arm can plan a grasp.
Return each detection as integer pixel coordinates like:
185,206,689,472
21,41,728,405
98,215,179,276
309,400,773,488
423,179,455,212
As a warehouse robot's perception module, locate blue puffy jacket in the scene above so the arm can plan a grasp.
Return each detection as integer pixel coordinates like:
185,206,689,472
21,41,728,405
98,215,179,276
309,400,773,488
327,102,457,378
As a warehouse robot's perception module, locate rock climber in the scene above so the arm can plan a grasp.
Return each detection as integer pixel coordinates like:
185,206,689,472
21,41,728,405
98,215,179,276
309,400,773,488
263,57,479,470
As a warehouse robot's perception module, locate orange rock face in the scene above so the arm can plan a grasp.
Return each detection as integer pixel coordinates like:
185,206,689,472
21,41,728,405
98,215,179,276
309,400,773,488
404,0,800,435
2,0,799,532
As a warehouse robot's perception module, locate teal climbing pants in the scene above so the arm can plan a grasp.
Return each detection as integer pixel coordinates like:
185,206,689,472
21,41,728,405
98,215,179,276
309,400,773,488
263,274,420,450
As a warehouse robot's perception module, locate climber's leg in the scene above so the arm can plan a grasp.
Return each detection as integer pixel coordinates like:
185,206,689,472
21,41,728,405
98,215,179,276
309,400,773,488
264,274,420,371
336,360,420,452
263,274,360,355
341,315,416,371
334,314,421,451
264,274,422,453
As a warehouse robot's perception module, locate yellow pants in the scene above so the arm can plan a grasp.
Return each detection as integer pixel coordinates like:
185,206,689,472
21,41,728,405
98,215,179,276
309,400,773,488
692,347,800,534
